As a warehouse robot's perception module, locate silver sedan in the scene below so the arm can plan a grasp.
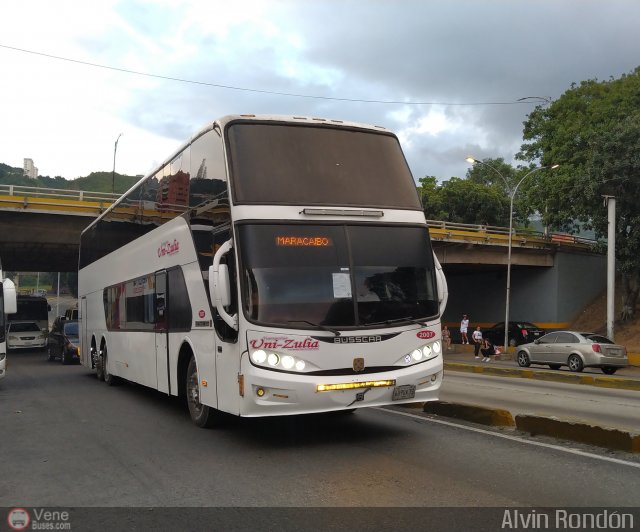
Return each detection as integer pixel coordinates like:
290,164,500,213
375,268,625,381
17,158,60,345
515,331,628,375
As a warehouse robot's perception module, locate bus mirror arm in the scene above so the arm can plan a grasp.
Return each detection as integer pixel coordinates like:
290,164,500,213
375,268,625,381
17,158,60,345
433,253,448,315
209,239,238,331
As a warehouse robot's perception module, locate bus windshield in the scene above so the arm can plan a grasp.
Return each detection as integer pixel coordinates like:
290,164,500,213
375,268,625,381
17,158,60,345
238,224,438,328
227,123,422,209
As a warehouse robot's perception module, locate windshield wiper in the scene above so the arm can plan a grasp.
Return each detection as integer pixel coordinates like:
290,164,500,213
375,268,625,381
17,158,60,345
287,320,341,337
364,316,428,328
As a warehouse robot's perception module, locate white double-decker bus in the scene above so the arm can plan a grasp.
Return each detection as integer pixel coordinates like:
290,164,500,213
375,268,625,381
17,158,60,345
78,115,448,427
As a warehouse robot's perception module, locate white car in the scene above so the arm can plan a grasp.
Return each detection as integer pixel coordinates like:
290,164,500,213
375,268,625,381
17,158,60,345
0,351,5,380
7,321,47,350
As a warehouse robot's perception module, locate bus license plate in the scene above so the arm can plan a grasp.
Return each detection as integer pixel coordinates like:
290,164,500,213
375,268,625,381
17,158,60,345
392,384,416,401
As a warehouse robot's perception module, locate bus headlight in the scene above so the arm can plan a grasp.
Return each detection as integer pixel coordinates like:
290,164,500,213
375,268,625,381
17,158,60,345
249,348,312,373
397,340,441,367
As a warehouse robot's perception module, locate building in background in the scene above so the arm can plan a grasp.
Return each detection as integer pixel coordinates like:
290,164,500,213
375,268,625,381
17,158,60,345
23,158,38,179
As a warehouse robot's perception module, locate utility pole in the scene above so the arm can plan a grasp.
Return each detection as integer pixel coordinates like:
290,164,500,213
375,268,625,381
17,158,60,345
604,196,616,340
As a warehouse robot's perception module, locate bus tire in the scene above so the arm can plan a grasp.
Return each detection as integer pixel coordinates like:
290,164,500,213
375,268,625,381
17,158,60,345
186,356,218,428
96,349,105,381
103,345,118,386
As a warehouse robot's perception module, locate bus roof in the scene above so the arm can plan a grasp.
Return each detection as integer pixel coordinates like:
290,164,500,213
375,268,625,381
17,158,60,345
83,115,393,234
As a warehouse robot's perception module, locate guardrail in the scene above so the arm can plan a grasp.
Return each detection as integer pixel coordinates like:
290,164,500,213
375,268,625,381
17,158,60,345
426,219,598,250
0,185,599,251
0,184,120,217
0,184,121,203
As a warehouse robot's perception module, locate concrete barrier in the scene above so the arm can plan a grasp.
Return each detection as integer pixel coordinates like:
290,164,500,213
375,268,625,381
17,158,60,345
515,415,640,453
422,401,514,427
443,362,640,391
414,401,640,453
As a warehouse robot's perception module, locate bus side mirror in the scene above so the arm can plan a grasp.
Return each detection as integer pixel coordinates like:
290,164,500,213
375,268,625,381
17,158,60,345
209,239,238,331
2,279,17,314
433,253,448,315
216,264,231,308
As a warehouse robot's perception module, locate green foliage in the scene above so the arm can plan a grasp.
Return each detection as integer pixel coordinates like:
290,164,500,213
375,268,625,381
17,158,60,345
418,171,511,226
518,67,640,233
519,67,640,318
0,163,139,194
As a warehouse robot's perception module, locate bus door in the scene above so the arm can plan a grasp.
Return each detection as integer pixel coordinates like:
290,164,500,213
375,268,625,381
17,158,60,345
155,270,170,394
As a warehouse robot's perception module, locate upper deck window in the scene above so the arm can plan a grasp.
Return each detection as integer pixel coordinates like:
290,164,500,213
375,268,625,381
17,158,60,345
226,122,421,209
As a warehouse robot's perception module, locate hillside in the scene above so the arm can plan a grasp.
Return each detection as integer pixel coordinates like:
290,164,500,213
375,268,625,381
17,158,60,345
0,163,139,194
570,279,640,351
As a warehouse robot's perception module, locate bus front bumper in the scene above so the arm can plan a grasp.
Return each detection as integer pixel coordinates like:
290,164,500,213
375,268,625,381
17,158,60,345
239,357,443,417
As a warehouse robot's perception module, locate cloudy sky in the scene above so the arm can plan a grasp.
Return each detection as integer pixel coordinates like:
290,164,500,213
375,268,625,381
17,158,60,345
1,0,639,184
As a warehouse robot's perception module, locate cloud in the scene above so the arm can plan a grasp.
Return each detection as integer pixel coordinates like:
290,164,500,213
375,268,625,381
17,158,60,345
1,0,639,182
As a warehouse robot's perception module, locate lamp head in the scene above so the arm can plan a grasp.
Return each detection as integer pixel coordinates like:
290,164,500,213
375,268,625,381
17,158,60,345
465,156,478,164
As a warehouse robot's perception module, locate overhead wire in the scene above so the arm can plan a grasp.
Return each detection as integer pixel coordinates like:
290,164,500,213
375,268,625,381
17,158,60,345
0,43,550,107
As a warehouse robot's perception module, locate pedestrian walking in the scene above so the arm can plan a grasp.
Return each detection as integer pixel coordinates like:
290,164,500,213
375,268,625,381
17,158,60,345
460,314,469,344
442,325,452,350
480,338,496,362
472,326,483,359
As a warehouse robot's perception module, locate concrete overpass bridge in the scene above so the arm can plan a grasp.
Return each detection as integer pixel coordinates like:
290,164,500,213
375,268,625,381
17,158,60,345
0,184,606,328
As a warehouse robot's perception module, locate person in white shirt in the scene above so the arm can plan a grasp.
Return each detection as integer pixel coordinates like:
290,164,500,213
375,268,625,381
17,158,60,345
472,326,483,358
460,314,470,344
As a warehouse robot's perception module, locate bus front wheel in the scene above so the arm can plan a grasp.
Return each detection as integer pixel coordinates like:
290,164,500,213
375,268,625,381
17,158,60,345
186,357,218,428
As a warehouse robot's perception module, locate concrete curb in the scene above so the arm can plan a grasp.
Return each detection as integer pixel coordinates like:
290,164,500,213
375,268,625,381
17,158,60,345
444,362,640,391
413,401,640,453
515,415,640,453
423,401,515,427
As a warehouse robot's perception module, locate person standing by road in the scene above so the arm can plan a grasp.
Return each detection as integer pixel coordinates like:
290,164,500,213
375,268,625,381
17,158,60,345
460,314,470,344
442,325,452,350
472,326,483,359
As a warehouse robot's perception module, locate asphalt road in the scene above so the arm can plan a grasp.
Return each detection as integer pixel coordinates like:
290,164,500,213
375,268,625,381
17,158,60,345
440,372,640,432
2,350,639,514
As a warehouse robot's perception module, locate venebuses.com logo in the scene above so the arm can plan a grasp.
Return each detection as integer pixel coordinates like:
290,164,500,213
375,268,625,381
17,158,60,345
7,508,71,530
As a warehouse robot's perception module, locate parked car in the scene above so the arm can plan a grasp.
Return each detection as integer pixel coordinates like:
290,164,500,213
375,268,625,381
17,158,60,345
515,331,628,374
47,319,80,364
483,321,546,347
7,321,47,350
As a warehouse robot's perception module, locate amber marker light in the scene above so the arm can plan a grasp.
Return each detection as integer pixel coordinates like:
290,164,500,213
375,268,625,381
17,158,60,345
316,380,395,392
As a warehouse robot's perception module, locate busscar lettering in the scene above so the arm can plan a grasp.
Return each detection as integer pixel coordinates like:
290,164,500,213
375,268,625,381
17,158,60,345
334,336,383,344
275,236,332,247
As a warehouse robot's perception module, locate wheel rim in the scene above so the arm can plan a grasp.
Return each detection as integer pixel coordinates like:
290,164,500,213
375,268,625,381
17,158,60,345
518,352,528,366
569,356,580,371
187,365,203,417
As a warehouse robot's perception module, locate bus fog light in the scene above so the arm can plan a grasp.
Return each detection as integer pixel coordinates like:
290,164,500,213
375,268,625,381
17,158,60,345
252,349,267,364
256,387,266,397
431,374,437,382
411,349,422,361
267,353,280,366
281,355,295,369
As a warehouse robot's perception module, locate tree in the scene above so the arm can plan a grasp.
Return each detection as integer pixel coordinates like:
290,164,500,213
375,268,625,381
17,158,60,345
417,173,511,226
519,67,640,319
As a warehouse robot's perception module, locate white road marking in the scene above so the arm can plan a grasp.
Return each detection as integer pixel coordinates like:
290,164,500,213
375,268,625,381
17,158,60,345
377,407,640,470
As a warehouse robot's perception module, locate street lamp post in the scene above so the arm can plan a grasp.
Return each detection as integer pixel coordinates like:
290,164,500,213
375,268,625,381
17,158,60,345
466,157,558,350
112,133,123,194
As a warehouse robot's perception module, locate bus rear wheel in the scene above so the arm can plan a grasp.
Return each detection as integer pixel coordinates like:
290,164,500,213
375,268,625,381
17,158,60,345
96,348,105,381
186,357,218,428
103,345,118,386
